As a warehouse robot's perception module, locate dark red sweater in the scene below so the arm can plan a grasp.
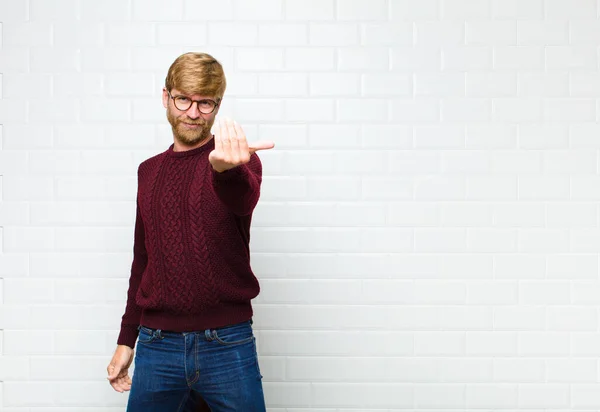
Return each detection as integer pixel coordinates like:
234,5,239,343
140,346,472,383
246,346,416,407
117,138,262,349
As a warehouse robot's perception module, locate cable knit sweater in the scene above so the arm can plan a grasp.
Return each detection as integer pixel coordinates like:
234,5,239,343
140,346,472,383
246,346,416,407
117,138,262,349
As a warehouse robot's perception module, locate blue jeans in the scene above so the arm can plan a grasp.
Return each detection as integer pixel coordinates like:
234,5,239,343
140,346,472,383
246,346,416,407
126,320,266,412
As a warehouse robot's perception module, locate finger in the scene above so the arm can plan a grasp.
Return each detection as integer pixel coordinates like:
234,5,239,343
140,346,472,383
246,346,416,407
226,118,240,162
110,380,124,393
213,119,223,153
122,377,132,390
218,118,232,160
117,376,128,389
249,141,275,154
234,121,249,160
116,376,130,392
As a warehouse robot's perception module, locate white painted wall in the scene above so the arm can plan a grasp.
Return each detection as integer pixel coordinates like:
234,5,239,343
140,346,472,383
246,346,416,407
2,0,600,410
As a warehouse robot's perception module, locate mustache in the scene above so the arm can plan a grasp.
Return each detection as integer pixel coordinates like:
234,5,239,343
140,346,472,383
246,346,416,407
179,119,206,125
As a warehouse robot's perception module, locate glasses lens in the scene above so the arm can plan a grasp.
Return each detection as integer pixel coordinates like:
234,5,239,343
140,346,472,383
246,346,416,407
198,100,217,114
174,96,192,111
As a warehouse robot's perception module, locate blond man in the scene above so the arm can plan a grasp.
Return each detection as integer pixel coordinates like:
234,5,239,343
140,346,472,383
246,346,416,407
106,52,273,411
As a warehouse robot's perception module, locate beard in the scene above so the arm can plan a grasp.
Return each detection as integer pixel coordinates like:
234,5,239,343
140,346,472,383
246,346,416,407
166,108,214,147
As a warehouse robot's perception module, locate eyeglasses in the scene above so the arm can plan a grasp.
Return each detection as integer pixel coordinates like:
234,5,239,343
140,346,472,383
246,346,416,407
167,91,220,114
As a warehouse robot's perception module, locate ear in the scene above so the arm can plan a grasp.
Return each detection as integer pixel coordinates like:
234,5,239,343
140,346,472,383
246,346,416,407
162,88,169,109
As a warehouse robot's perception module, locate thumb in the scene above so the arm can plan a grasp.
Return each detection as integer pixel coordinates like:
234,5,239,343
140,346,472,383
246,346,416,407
107,363,121,380
249,141,275,154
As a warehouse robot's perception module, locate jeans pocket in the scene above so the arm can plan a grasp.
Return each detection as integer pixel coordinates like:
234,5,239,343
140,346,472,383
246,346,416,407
212,322,254,346
137,325,158,345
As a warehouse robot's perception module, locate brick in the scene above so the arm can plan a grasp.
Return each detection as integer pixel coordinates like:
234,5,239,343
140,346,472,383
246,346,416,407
208,23,258,46
466,21,516,45
442,47,491,71
545,0,597,19
546,46,598,70
518,72,569,97
391,0,440,20
494,46,544,70
2,22,52,46
441,0,491,19
258,73,308,96
391,99,440,123
81,0,131,20
517,21,568,46
415,21,465,46
157,23,207,46
311,73,360,96
338,47,389,71
184,0,233,20
308,22,358,47
133,0,183,21
53,23,104,47
30,0,78,20
467,385,518,408
415,73,465,97
337,99,388,122
259,24,307,46
285,0,334,20
285,47,335,71
236,48,284,71
30,48,79,72
362,23,413,46
233,0,283,20
467,72,516,97
492,0,543,19
285,99,334,122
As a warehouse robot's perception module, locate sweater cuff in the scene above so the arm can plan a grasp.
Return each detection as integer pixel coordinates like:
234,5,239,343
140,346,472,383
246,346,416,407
212,164,249,183
117,326,139,349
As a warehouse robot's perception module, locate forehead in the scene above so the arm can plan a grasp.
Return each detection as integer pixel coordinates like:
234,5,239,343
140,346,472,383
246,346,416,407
170,88,216,100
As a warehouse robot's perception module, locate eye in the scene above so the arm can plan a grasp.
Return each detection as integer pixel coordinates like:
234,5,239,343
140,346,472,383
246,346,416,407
176,96,191,104
198,100,215,109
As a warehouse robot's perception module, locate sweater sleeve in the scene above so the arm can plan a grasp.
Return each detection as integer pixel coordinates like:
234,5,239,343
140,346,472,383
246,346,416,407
116,200,148,348
211,153,263,216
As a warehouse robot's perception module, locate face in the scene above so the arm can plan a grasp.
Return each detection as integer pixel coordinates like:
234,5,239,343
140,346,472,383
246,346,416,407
162,88,220,147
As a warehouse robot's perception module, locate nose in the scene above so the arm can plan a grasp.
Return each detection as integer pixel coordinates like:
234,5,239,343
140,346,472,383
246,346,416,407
186,102,201,119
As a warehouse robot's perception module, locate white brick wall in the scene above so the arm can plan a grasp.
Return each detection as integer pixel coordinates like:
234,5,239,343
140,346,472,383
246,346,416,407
1,0,600,410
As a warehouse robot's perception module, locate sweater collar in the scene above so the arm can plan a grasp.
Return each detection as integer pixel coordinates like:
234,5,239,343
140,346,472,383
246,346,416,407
166,136,215,158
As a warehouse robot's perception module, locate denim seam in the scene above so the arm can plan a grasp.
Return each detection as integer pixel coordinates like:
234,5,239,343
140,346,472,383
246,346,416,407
184,334,190,387
253,337,263,379
189,333,200,385
212,329,253,346
185,334,200,387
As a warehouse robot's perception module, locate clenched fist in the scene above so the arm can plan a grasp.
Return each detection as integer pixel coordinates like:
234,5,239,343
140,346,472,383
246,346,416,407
107,345,134,393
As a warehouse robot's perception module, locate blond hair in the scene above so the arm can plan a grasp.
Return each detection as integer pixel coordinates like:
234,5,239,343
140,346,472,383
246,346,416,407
165,52,226,100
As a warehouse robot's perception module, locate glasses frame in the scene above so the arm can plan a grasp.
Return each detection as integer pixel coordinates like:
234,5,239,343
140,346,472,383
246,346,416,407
167,90,221,114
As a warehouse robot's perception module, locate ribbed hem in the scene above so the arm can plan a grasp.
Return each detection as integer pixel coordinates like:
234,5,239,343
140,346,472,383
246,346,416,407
212,164,249,185
139,301,253,333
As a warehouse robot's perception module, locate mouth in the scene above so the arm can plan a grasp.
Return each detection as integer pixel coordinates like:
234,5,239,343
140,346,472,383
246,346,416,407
181,123,202,129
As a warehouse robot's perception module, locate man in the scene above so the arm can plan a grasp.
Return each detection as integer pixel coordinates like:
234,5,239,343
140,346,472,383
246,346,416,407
106,52,274,411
